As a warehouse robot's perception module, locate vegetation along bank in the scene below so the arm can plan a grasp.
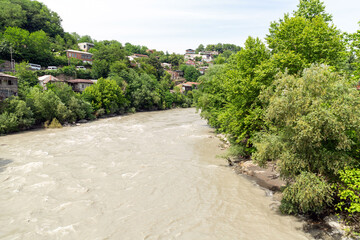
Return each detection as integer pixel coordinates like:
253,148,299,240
194,0,360,237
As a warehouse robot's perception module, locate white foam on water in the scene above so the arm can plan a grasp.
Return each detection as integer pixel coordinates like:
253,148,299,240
27,181,55,190
47,224,76,236
66,184,89,194
9,162,43,174
121,171,139,179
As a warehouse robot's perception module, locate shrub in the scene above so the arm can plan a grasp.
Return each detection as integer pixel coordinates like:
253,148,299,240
335,168,360,233
82,78,127,114
0,97,34,134
280,172,334,215
47,118,62,128
26,87,71,123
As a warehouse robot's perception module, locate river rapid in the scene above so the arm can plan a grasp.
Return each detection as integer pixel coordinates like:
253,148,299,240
0,108,311,240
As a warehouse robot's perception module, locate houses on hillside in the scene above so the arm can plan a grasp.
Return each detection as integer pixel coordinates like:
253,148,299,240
37,75,94,92
184,49,218,63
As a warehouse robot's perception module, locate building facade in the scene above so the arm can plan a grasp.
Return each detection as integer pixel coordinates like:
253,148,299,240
78,42,95,52
66,79,93,92
0,73,18,100
66,50,93,63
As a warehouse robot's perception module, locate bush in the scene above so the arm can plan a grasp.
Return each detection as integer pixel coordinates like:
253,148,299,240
0,97,34,134
48,83,94,122
335,168,360,233
26,87,71,123
45,118,62,128
82,78,127,114
280,172,334,215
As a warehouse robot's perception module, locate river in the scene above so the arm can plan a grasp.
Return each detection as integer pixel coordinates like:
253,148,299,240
0,108,311,239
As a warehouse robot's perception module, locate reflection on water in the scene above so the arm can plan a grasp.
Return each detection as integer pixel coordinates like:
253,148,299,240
0,108,311,240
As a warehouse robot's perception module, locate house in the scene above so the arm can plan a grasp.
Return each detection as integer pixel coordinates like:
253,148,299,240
78,42,94,52
66,50,93,63
176,82,200,93
199,67,209,75
127,54,149,61
161,63,172,69
182,82,200,92
38,75,64,89
186,49,196,54
133,54,149,58
199,51,219,56
185,60,196,66
166,70,180,80
0,73,18,100
146,49,156,54
66,79,93,92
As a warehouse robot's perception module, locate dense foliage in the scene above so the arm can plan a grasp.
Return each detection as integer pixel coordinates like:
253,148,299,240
195,0,360,230
335,168,360,233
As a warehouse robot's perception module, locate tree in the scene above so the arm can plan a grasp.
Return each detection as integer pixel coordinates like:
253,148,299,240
82,78,127,114
195,44,205,53
0,0,64,37
253,65,360,213
195,64,227,128
15,62,38,98
294,0,332,22
0,27,52,65
216,37,271,145
0,97,34,134
92,59,110,79
266,15,344,69
25,87,70,123
180,65,201,82
0,0,26,31
92,40,126,63
126,73,162,110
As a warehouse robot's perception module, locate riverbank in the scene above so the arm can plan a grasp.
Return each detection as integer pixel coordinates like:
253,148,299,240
214,134,355,240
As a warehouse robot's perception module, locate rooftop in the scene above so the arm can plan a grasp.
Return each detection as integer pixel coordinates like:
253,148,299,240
66,79,94,84
66,50,93,55
0,73,17,79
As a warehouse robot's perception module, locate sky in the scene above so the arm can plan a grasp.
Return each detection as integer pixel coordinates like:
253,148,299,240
39,0,360,54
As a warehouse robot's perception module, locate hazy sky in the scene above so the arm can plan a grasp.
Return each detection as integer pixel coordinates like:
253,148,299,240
39,0,360,54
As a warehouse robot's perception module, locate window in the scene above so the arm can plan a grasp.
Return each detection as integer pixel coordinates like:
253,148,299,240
8,80,12,85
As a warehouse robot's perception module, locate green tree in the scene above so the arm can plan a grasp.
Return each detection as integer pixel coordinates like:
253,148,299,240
195,44,205,53
0,96,34,134
15,62,38,98
266,15,344,68
253,65,360,213
82,78,127,114
195,64,227,128
92,59,110,79
180,65,201,82
126,73,162,110
0,0,26,31
294,0,332,22
26,87,70,123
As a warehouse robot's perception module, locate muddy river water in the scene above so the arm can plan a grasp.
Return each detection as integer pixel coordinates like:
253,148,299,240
0,108,312,239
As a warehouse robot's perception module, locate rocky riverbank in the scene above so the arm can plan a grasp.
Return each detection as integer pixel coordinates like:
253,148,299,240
214,134,357,240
